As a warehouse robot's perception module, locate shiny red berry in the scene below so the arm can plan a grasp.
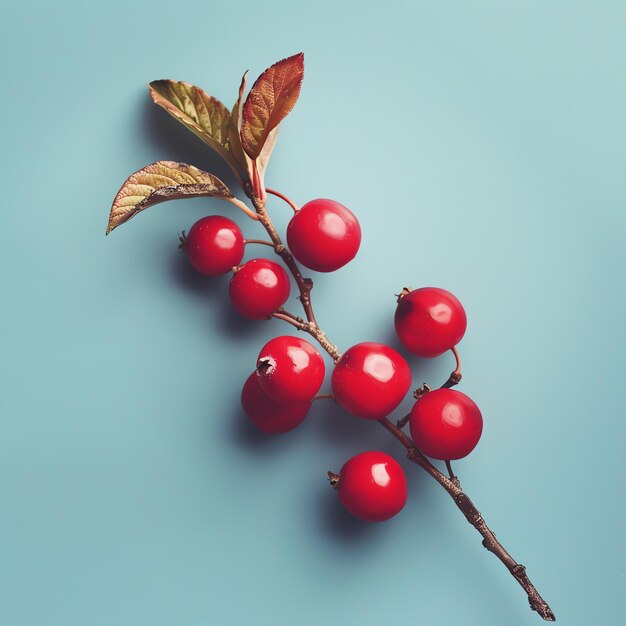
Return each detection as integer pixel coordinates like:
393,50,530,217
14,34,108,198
257,336,325,403
229,258,290,320
395,287,467,358
185,215,244,275
241,372,310,434
334,451,407,522
286,198,361,272
409,388,483,460
331,342,411,419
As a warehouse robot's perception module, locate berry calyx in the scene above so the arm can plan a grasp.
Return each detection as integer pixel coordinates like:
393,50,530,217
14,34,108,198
395,287,467,358
184,215,244,275
257,335,325,403
331,342,411,419
333,451,407,522
241,372,310,434
286,198,361,272
409,388,483,460
229,258,290,320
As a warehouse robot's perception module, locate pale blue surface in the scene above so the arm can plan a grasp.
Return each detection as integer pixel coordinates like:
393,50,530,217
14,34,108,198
1,2,625,625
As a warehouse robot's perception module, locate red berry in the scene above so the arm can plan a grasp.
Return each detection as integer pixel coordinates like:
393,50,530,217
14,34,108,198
257,336,325,403
395,287,467,358
229,258,290,320
331,342,411,419
185,215,244,275
409,388,483,460
241,372,310,434
335,451,407,522
287,198,361,272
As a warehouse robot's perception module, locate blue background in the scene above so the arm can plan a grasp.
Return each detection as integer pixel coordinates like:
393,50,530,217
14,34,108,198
1,2,625,624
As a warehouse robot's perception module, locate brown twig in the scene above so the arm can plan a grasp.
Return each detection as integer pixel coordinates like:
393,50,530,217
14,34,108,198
250,191,555,621
252,196,341,361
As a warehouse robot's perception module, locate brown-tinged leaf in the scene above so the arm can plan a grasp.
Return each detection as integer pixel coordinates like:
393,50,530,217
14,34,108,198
227,72,253,183
107,161,232,234
149,80,248,186
149,80,231,145
241,52,304,160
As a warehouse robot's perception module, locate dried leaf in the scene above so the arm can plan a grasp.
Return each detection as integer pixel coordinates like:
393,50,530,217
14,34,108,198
107,161,232,234
241,53,304,160
149,80,247,185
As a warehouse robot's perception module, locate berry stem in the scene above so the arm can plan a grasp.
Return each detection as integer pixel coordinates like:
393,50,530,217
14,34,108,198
266,187,300,213
252,189,554,621
396,412,410,429
445,460,459,486
314,394,335,401
441,346,462,389
244,238,275,248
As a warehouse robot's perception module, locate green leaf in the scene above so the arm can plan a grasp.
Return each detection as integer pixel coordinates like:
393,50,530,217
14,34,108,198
107,161,232,234
149,80,248,186
241,52,304,160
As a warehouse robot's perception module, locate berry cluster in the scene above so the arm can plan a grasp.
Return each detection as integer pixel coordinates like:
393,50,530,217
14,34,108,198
182,207,482,520
107,53,554,620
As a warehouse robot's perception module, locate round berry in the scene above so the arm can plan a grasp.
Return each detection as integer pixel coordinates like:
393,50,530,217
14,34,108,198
409,388,483,460
287,198,361,272
395,287,467,358
335,451,407,522
229,258,290,320
257,336,325,404
241,373,310,434
185,215,244,275
331,342,411,419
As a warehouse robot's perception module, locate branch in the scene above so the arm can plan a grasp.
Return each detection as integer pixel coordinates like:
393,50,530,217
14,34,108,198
252,196,342,361
378,418,555,621
252,189,555,621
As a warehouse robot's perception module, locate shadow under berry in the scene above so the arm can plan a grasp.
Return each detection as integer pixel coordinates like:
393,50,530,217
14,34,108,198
167,245,260,341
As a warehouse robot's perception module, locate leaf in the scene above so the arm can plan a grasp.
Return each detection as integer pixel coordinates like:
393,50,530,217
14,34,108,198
241,52,304,160
256,125,279,191
227,72,253,183
107,161,232,234
149,80,248,186
149,80,231,145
